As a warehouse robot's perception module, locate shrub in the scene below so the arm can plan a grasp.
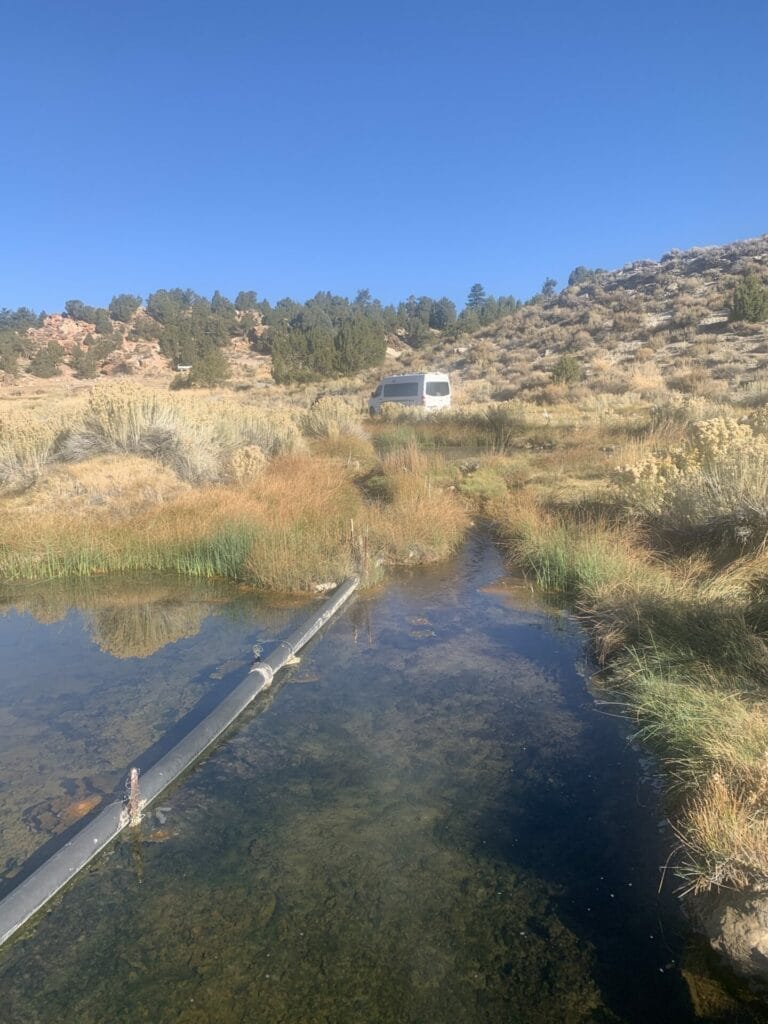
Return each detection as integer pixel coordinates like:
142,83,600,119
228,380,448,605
109,294,142,322
551,354,583,384
58,385,220,483
220,408,304,457
617,417,768,546
730,272,768,323
224,444,267,483
483,403,526,451
0,409,61,491
27,341,65,377
634,346,656,362
300,396,365,439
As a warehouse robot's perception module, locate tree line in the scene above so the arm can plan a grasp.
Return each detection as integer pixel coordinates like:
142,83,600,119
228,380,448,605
0,284,523,383
6,269,764,384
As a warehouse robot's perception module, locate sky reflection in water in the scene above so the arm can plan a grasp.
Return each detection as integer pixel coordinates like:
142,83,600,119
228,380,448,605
0,538,757,1022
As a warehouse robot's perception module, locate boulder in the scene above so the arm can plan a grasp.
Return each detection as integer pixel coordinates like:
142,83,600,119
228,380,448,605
692,887,768,985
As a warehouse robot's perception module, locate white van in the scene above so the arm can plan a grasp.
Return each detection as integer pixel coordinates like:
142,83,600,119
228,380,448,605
368,372,451,415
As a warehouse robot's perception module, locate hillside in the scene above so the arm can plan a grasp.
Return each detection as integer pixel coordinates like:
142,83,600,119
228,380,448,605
414,233,768,404
3,234,768,403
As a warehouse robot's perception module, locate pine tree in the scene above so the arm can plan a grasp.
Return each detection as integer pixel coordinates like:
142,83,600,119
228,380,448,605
466,283,487,310
235,290,258,312
542,277,558,297
188,347,231,387
70,344,98,379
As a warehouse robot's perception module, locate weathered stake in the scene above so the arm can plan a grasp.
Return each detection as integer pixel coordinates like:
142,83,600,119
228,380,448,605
128,768,141,827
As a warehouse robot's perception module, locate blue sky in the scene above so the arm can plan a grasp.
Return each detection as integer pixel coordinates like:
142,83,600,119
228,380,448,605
2,0,767,312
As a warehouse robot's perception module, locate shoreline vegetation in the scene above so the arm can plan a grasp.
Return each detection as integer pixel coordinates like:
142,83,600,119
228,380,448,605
4,382,768,953
0,386,470,588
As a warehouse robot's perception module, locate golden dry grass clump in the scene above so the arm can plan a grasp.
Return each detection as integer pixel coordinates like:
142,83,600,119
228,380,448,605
678,771,768,894
54,384,306,483
0,382,311,495
366,443,469,565
0,405,75,491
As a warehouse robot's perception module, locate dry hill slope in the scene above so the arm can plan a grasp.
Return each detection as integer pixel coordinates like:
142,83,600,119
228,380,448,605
5,233,768,404
426,233,768,404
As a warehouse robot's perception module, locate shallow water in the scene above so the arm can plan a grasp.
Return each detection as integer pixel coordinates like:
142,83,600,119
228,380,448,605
0,578,309,875
0,536,764,1022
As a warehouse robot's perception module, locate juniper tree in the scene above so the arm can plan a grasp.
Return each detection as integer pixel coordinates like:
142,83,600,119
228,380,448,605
109,294,142,322
730,272,768,323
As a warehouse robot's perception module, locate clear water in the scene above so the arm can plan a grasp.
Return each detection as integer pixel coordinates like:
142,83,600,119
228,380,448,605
0,578,308,876
0,535,763,1022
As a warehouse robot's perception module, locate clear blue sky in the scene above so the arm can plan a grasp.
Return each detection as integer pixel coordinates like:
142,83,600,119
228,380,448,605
2,0,767,312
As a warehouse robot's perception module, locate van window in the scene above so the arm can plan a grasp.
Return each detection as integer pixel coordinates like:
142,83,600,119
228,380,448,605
372,385,382,397
425,381,450,396
382,382,419,398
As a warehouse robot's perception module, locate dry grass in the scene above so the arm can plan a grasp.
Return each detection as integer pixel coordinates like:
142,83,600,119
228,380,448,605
55,384,306,483
0,446,469,592
367,444,469,564
0,383,307,492
677,773,768,894
0,405,75,491
488,431,768,893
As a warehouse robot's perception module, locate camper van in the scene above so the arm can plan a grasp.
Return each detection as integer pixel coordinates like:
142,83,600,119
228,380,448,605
368,372,451,415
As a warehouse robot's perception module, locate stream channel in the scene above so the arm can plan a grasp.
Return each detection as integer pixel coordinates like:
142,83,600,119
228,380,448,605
0,530,764,1022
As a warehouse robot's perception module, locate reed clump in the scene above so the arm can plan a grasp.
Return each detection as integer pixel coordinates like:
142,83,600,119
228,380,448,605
676,773,768,894
367,444,469,565
0,445,470,592
493,492,646,596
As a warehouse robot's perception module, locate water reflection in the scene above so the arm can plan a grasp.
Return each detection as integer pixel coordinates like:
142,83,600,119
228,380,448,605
0,577,308,659
0,578,310,873
0,539,764,1021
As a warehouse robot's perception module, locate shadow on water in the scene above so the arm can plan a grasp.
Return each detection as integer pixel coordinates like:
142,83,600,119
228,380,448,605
0,532,766,1022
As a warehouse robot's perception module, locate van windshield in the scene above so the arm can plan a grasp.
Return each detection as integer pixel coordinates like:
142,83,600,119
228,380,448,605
382,382,419,397
425,381,450,396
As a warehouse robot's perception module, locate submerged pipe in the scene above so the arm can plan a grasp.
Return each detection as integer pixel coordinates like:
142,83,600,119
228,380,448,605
0,576,359,949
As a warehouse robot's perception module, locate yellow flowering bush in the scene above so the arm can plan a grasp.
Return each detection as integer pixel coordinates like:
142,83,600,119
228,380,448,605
615,448,693,516
689,417,765,464
225,444,267,483
617,417,768,544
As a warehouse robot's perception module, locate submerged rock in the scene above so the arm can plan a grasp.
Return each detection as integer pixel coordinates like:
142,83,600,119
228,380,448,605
692,888,768,985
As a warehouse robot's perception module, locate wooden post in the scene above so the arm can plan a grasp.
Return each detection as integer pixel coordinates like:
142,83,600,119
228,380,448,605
128,768,141,827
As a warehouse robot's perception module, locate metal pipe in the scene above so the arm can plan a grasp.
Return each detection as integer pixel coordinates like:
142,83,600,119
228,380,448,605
0,576,359,948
